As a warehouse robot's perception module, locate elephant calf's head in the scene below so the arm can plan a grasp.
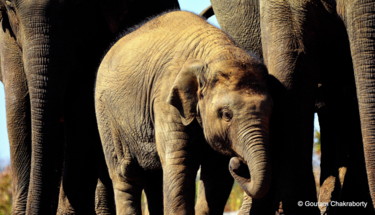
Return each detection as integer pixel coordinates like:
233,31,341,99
168,50,272,199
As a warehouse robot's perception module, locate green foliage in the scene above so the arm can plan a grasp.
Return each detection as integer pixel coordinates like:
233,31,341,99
0,166,12,215
224,182,243,212
142,181,244,213
314,130,321,153
0,166,244,214
313,129,321,193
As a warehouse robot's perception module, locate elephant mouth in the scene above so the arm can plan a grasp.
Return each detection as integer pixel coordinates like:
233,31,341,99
229,157,250,182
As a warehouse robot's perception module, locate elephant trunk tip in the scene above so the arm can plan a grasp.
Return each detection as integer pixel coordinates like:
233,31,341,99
229,157,270,199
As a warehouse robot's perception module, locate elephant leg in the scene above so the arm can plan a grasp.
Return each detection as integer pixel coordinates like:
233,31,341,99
161,145,200,215
56,8,118,213
318,81,373,215
95,102,144,215
3,70,31,215
315,14,374,214
317,73,364,215
95,112,116,215
269,71,318,215
58,97,100,214
248,189,278,214
95,179,115,215
315,20,352,214
195,146,233,215
112,164,143,215
338,0,375,210
95,160,116,215
0,26,31,214
162,156,199,215
143,170,163,215
261,1,321,214
155,113,201,215
111,143,143,215
3,77,32,215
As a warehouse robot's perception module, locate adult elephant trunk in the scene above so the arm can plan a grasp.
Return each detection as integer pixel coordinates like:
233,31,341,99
229,121,271,199
344,0,375,208
22,6,68,214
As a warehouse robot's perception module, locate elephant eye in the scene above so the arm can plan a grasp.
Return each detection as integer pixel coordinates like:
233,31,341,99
219,108,233,122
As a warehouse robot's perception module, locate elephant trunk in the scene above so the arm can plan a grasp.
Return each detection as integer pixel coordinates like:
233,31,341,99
23,9,68,214
229,121,271,199
344,0,375,207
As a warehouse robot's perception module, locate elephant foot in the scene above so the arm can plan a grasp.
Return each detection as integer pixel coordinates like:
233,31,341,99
318,167,347,215
318,175,336,214
338,167,347,188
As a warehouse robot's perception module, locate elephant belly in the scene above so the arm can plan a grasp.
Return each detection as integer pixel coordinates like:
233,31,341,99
121,123,161,171
129,140,161,171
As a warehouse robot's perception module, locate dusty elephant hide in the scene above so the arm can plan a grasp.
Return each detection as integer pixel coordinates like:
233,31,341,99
95,11,272,215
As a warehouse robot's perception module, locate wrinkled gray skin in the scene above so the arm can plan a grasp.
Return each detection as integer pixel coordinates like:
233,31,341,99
210,0,262,58
211,0,375,214
0,0,179,214
206,1,263,213
95,11,272,215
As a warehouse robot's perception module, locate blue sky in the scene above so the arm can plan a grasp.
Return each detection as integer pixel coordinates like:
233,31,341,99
0,0,319,167
0,83,8,166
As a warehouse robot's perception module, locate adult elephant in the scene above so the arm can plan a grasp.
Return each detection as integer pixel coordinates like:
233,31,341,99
0,0,179,214
209,0,262,59
210,0,375,214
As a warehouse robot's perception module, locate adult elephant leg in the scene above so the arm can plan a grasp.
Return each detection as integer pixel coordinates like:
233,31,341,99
15,4,69,213
341,0,375,209
261,1,320,214
95,177,115,215
93,117,116,214
58,1,180,212
95,147,116,215
0,25,31,215
318,88,373,215
94,121,116,214
58,74,105,214
195,146,233,215
56,4,116,213
316,13,373,214
3,64,31,215
210,0,262,57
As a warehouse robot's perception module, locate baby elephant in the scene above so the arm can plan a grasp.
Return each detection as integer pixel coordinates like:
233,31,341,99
95,11,271,215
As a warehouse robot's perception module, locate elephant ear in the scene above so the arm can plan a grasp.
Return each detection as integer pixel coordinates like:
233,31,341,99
167,59,206,126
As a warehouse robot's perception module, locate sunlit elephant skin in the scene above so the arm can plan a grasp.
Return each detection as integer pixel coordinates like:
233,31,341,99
210,0,262,58
210,0,375,214
0,0,179,214
95,11,272,215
